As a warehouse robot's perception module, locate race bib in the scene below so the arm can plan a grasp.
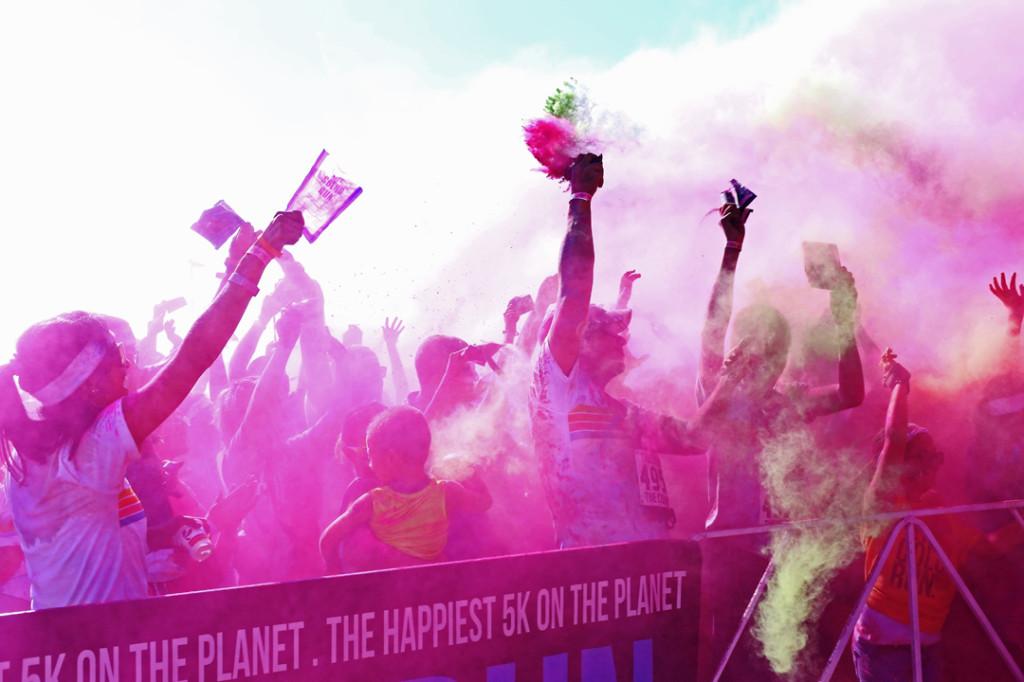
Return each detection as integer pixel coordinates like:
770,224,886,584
635,451,671,509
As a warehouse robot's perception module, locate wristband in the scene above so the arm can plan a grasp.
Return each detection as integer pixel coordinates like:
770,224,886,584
256,235,282,259
227,273,260,297
571,192,592,202
247,244,273,266
725,240,743,251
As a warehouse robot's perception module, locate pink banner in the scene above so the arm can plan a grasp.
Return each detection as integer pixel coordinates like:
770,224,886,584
0,540,700,681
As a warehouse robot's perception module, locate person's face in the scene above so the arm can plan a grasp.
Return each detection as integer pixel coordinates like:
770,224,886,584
449,356,479,402
343,442,372,478
368,445,399,485
901,434,943,498
581,329,627,385
745,349,787,396
91,342,130,406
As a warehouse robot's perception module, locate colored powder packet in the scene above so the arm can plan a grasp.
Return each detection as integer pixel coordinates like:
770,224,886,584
191,200,246,249
285,149,363,243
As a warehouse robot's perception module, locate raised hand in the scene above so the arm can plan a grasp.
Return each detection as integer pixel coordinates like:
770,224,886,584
536,274,560,311
569,153,604,195
617,270,641,309
262,211,304,252
225,222,258,272
504,296,534,320
880,347,910,391
207,476,260,535
275,302,306,348
164,319,183,347
829,266,858,328
382,317,404,347
718,203,750,246
989,272,1024,321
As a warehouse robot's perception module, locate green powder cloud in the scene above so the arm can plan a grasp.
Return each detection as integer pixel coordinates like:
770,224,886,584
753,412,868,676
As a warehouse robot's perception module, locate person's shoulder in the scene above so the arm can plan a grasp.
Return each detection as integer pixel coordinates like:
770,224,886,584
90,399,130,435
75,399,135,461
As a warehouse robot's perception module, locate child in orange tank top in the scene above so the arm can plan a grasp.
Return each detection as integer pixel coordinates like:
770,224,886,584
319,406,491,573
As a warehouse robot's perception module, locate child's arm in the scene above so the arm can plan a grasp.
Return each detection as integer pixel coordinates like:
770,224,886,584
319,493,373,573
443,475,492,514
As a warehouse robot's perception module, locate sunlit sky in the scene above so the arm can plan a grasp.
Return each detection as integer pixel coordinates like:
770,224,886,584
0,1,782,360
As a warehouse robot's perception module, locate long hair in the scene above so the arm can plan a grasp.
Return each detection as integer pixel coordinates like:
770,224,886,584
0,312,120,482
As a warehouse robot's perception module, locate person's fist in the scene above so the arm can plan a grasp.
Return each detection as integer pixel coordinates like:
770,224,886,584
569,153,604,195
830,266,858,325
718,204,750,244
275,302,306,347
263,211,304,252
880,348,910,391
505,295,534,320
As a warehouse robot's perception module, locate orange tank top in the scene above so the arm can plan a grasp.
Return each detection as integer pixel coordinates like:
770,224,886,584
369,480,449,560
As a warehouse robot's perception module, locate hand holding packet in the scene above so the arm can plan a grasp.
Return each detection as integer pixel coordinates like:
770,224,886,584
286,149,363,243
803,241,843,290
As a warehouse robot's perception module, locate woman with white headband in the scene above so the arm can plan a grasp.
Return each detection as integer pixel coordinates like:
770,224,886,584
0,211,303,609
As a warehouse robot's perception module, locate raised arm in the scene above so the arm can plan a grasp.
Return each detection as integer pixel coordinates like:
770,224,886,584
549,153,603,375
988,271,1024,368
382,317,410,405
794,267,865,418
633,341,746,454
221,306,302,486
502,297,533,346
137,303,168,367
698,204,747,395
422,343,501,421
865,350,910,511
616,270,641,310
122,212,303,447
518,274,558,355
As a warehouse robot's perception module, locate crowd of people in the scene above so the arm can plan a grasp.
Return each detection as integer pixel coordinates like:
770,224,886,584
0,155,1022,682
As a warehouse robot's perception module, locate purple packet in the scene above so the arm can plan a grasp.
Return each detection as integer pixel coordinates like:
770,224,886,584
191,200,245,249
286,149,363,243
721,179,757,210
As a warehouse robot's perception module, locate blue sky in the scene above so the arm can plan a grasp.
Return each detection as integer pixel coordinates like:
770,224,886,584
335,0,781,75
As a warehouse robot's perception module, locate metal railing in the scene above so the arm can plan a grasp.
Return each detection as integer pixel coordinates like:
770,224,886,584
695,499,1024,682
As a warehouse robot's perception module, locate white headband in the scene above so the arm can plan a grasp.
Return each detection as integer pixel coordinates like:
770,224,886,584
22,342,108,407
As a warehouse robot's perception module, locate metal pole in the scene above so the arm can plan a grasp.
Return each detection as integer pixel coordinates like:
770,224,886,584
911,519,1024,682
906,524,923,682
711,561,774,682
693,499,1024,542
819,518,910,682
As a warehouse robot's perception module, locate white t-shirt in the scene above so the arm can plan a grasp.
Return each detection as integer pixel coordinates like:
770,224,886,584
8,400,148,609
0,482,30,603
529,342,674,548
